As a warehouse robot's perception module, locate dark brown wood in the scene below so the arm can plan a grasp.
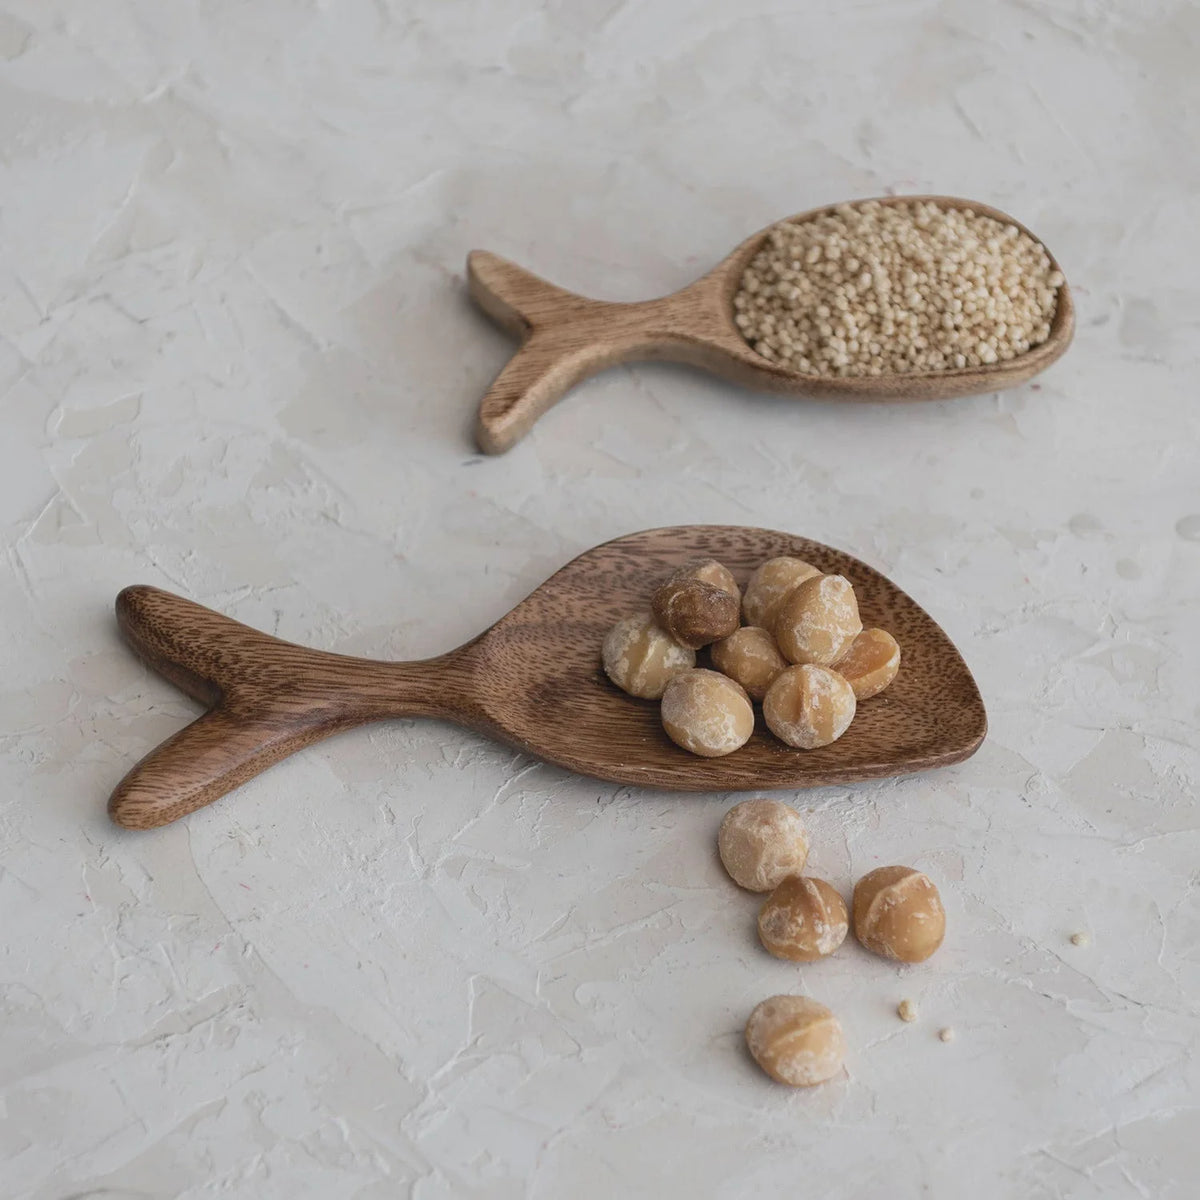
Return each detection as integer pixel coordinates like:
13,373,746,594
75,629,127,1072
109,526,987,830
469,195,1075,453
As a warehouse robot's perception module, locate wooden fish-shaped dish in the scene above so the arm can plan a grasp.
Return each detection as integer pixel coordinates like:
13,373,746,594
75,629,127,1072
108,526,986,831
469,195,1074,453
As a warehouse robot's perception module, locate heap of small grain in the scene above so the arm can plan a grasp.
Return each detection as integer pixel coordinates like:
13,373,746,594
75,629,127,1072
733,199,1065,376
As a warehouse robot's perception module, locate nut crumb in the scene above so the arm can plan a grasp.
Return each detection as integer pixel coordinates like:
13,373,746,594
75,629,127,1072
1070,931,1090,947
938,1027,955,1043
897,999,918,1023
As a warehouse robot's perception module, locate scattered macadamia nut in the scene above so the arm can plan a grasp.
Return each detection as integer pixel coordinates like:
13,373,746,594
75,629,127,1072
774,574,863,666
897,999,918,1023
1070,931,1090,947
670,558,740,602
710,626,789,702
602,612,695,699
718,799,810,891
661,669,754,757
763,665,857,750
745,996,845,1087
652,576,740,650
835,628,901,699
853,866,946,963
742,557,822,630
939,1027,956,1044
758,877,848,961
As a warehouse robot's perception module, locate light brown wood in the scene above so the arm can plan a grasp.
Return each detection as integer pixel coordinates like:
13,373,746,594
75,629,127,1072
469,195,1075,453
109,526,986,830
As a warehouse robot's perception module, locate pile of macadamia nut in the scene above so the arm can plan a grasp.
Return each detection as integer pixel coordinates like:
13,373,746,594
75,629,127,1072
719,798,946,1087
601,555,900,756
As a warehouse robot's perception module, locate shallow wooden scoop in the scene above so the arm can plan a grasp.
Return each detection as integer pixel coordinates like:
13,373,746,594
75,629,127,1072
108,526,986,830
469,194,1074,453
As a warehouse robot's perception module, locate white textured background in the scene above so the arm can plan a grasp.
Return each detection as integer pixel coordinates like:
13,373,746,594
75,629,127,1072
2,2,1198,1197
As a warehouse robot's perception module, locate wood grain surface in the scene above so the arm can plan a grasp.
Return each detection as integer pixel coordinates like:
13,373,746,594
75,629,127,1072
109,526,986,830
469,195,1075,453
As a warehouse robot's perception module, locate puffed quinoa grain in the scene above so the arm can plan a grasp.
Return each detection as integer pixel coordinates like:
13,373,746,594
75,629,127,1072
734,199,1064,377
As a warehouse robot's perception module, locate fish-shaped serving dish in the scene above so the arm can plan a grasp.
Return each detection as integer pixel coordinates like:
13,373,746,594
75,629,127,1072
468,195,1073,452
108,526,985,830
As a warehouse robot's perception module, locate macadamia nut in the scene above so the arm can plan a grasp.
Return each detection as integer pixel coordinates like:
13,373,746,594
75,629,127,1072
742,557,822,630
853,866,946,963
671,558,740,601
763,664,856,749
835,628,900,699
758,877,848,961
601,551,905,765
717,798,810,892
709,626,789,702
661,669,754,757
745,995,845,1087
775,574,863,666
652,576,740,650
601,612,695,699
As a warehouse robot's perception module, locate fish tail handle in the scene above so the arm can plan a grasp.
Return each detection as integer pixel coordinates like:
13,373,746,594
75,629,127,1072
108,586,354,829
467,250,655,454
108,586,449,829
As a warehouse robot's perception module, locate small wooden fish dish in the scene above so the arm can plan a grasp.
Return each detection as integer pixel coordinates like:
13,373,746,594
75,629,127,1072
108,526,985,830
469,195,1074,452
